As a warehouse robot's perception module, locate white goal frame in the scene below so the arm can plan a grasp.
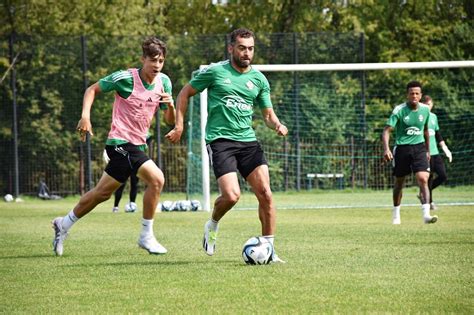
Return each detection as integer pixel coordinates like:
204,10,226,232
198,60,474,211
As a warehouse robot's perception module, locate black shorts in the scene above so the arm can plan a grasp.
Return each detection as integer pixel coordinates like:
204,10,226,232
206,139,268,179
104,143,150,183
393,143,430,177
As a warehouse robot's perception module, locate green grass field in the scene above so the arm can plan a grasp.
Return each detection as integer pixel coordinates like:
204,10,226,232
1,188,473,313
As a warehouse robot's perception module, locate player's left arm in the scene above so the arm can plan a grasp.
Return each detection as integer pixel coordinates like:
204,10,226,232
159,74,175,125
435,130,452,162
261,107,288,136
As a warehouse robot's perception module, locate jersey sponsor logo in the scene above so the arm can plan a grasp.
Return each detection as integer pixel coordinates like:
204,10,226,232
222,95,252,111
246,80,254,90
405,127,422,135
146,97,153,102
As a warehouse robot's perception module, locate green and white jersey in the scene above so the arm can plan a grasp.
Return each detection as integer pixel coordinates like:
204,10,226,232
189,60,273,143
99,70,172,104
428,112,440,155
386,102,430,145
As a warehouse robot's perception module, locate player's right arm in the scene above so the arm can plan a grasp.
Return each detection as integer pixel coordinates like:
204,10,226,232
77,82,101,142
382,125,393,162
165,83,198,143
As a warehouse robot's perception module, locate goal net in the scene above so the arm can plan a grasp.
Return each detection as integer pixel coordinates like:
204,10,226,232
186,61,474,211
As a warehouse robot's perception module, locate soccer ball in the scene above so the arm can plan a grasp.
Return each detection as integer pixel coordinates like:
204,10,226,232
242,236,274,265
124,202,137,213
4,194,14,202
190,200,201,211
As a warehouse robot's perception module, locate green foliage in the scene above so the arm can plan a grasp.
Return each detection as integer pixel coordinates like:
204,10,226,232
0,1,472,194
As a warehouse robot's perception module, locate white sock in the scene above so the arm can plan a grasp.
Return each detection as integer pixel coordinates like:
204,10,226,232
392,206,401,220
61,210,78,231
208,218,218,230
422,204,431,218
263,235,274,245
141,218,154,236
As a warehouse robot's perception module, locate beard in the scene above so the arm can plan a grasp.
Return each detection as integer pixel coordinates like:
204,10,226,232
233,56,252,68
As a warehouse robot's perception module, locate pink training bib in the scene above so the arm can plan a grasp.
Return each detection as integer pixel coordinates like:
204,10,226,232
108,68,163,145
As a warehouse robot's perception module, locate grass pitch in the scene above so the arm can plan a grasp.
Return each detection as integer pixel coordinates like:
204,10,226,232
0,188,473,313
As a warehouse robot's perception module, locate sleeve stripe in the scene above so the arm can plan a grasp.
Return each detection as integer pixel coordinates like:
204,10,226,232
111,71,132,82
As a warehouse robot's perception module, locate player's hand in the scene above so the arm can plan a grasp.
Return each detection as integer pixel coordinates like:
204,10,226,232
165,127,183,143
76,118,93,142
383,149,393,163
157,92,173,104
442,146,453,162
275,124,288,136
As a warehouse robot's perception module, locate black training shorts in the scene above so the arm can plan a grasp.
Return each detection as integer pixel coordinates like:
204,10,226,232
206,138,268,179
393,143,430,177
104,143,150,183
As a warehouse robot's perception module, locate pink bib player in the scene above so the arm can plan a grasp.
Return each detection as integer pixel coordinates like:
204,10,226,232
108,68,163,145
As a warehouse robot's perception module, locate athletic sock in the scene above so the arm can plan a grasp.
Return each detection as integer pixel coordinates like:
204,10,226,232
392,206,401,220
421,204,431,218
208,218,219,231
141,218,154,236
61,210,79,232
263,235,274,245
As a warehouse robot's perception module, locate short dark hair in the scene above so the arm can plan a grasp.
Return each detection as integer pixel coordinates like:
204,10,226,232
423,95,432,103
406,80,422,91
229,28,255,45
142,37,167,58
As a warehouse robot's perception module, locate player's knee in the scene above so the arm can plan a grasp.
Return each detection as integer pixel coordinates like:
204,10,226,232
223,191,240,205
256,186,273,205
147,176,164,193
438,174,447,183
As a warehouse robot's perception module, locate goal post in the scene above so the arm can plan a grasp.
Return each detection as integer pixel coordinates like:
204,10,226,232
190,61,474,211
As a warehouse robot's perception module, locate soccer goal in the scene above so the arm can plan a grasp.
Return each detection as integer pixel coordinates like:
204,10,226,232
186,61,474,211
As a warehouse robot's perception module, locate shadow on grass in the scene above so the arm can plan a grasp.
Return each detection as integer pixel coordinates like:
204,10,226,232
0,254,54,260
61,259,240,268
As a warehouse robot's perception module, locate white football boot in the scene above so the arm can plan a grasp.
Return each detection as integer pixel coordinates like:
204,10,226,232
52,217,68,256
271,252,286,264
138,234,167,254
424,215,438,224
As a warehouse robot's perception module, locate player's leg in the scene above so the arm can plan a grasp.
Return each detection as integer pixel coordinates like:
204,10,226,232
415,171,437,223
392,176,405,225
113,183,126,212
391,145,410,224
136,160,167,254
246,165,275,236
430,155,447,209
52,172,122,256
126,172,139,212
202,139,241,256
412,143,437,224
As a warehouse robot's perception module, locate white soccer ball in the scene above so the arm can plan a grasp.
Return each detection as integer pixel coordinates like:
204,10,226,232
4,194,14,202
124,202,137,213
190,200,201,211
242,236,274,265
161,200,174,212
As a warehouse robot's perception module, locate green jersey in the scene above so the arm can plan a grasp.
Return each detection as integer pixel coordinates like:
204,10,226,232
189,60,273,143
386,102,430,146
98,69,172,148
99,69,172,100
428,112,440,155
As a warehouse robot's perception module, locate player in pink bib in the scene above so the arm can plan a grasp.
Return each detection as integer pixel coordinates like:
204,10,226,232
51,37,175,256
